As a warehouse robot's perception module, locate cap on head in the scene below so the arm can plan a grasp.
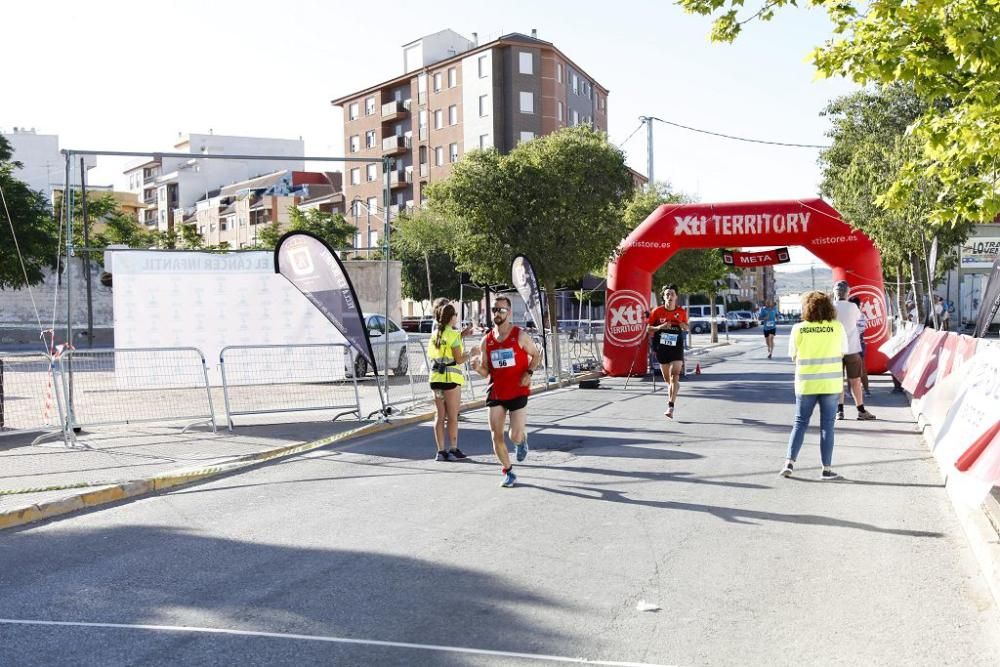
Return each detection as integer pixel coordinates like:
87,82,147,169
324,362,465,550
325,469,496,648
833,280,850,299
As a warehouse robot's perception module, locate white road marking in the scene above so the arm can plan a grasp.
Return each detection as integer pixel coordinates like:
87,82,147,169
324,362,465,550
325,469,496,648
0,618,676,666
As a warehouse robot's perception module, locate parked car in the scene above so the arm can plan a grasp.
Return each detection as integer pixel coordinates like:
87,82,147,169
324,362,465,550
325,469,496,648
401,317,434,333
725,312,747,330
688,304,727,334
732,310,759,328
346,314,410,378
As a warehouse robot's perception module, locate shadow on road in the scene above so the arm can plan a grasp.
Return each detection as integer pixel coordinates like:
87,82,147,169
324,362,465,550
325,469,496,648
0,526,574,666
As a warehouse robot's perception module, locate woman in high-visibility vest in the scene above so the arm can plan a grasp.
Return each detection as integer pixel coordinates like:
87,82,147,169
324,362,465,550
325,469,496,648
429,302,477,461
781,291,850,480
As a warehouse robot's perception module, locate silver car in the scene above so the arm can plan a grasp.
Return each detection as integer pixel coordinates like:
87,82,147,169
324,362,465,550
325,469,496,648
346,314,410,377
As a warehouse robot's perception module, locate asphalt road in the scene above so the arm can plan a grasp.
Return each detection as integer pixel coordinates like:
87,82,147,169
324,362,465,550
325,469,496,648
2,329,999,666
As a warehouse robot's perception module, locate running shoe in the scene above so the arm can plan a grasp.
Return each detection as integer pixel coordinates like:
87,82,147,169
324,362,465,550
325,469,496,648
836,411,845,421
515,439,529,462
863,388,872,397
820,469,841,481
664,406,674,419
435,451,453,462
449,448,468,460
767,352,772,359
857,411,876,421
780,462,793,478
501,469,517,487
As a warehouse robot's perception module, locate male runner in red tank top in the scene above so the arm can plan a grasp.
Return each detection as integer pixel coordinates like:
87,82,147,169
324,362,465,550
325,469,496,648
471,295,542,487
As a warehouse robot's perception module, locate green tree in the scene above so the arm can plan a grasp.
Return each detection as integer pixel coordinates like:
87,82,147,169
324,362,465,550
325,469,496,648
818,85,974,322
0,136,59,289
430,126,634,338
677,0,1000,227
254,205,355,251
54,190,159,255
393,208,462,306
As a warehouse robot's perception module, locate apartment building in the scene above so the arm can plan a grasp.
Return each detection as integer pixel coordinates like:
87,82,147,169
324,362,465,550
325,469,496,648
2,127,96,200
192,170,342,248
123,132,305,233
331,29,609,250
729,265,777,305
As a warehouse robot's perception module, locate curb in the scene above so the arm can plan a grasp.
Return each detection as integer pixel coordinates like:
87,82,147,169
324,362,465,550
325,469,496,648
0,372,598,532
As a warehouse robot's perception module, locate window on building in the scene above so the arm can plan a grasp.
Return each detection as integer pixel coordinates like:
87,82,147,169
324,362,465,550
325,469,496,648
349,102,359,120
556,63,562,82
479,134,490,149
571,73,579,95
350,168,361,185
220,220,228,231
367,196,378,215
369,230,378,248
598,94,605,110
365,96,376,115
571,110,579,126
351,200,362,218
349,135,360,153
434,146,444,166
417,73,427,104
448,67,457,87
365,130,377,148
449,142,459,162
519,132,534,145
519,91,533,114
434,109,443,129
557,101,564,121
478,55,488,78
479,95,489,117
433,72,442,92
519,51,533,74
354,231,361,248
366,164,378,182
448,105,458,125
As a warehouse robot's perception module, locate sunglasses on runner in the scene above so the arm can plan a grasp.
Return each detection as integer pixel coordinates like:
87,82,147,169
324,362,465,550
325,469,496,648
491,307,509,314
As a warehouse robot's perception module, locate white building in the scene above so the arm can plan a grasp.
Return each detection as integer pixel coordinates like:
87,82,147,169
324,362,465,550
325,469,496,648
1,127,96,200
123,132,305,233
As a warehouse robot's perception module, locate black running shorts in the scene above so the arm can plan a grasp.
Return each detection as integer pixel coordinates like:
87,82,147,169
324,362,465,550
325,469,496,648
655,346,684,365
486,395,528,411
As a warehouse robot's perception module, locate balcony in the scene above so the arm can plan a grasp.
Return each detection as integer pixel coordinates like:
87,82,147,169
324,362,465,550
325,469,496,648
143,173,159,184
381,100,408,122
382,134,411,155
389,167,412,189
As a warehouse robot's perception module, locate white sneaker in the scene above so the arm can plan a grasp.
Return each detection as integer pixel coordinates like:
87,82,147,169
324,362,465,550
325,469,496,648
664,406,674,419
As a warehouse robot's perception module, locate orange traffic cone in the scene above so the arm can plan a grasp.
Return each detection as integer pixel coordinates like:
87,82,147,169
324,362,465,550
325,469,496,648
695,362,702,375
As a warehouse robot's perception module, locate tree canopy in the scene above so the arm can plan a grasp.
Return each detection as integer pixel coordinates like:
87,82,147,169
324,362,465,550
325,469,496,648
256,205,355,251
0,136,59,289
428,125,634,330
677,0,1000,227
392,208,462,305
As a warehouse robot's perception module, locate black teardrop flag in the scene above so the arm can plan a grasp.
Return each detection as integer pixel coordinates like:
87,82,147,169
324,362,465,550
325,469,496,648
274,231,377,370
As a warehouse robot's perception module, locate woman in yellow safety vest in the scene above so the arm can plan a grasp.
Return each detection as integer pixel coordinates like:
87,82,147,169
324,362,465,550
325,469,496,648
429,302,477,461
781,290,850,480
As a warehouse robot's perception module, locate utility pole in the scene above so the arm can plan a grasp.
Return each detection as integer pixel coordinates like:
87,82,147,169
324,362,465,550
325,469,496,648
810,264,815,291
641,116,654,188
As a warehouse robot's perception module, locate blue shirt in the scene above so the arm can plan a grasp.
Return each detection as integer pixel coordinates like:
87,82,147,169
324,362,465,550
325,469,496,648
759,307,778,329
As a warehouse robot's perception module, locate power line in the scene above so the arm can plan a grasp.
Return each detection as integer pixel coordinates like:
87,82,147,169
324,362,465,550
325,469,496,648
616,120,646,150
645,115,830,149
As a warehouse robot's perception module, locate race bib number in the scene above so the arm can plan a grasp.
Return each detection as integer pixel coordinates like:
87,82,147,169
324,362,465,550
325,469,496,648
659,332,679,346
490,348,516,368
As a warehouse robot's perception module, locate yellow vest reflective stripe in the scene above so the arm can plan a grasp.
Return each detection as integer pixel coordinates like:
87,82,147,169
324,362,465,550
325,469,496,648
793,321,844,395
429,327,465,386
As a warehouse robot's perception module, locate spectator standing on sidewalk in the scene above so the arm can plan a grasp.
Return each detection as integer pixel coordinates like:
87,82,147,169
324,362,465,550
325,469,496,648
849,296,871,397
428,303,476,461
781,291,850,480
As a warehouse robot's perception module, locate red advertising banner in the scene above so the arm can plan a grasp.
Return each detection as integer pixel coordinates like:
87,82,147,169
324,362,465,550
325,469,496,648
722,247,790,267
900,329,949,398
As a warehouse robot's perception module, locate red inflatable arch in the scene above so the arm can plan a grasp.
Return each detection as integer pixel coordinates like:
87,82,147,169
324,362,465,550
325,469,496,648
604,198,890,376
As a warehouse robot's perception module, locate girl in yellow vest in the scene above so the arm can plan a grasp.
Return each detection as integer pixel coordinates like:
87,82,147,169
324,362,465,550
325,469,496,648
781,291,849,480
429,303,477,461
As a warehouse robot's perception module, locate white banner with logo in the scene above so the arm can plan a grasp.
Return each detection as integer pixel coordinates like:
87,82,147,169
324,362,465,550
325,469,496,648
112,251,346,385
960,237,1000,270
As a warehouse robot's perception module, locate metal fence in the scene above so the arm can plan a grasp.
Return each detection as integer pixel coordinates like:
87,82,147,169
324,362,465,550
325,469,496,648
57,347,216,443
219,343,362,428
0,351,66,441
376,339,479,417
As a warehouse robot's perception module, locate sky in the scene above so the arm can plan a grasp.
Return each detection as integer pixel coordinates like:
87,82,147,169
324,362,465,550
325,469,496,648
3,0,857,271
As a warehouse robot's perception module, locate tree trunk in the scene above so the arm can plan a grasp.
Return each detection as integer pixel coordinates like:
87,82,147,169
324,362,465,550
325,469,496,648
909,253,926,325
920,233,940,329
709,292,719,344
896,263,904,322
424,251,433,306
544,280,560,380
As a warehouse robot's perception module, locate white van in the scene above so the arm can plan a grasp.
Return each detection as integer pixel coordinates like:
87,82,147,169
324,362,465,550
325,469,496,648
687,304,727,334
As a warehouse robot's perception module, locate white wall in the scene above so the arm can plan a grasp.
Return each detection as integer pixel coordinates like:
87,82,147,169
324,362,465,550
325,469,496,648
462,49,495,150
2,129,95,199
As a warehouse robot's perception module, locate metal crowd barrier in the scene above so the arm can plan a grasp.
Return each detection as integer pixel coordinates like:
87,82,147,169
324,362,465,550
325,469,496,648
219,343,362,429
0,351,66,444
57,347,217,445
374,339,479,417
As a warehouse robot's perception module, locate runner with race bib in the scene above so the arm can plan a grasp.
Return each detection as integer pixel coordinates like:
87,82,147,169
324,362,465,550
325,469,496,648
646,284,689,419
759,299,779,359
